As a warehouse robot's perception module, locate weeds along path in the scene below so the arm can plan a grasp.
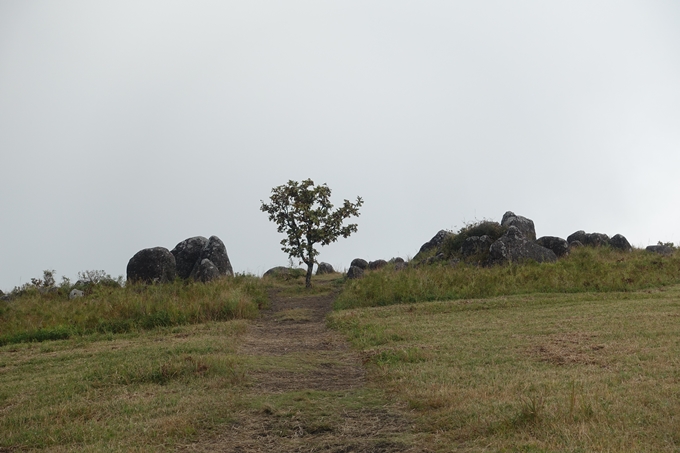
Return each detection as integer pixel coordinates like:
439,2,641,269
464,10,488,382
182,287,420,453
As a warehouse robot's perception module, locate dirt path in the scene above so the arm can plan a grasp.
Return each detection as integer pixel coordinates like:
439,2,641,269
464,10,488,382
183,288,420,452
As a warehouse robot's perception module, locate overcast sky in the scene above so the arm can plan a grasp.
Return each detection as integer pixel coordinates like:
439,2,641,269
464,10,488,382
1,1,679,291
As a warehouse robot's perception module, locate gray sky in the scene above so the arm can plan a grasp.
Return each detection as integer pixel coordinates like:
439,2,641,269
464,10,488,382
1,1,679,291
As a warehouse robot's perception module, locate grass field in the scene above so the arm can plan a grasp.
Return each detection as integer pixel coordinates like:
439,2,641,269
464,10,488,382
329,285,680,452
2,250,680,451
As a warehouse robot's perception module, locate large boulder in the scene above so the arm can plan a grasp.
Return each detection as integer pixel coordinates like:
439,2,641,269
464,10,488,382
585,233,610,247
567,230,588,244
171,236,209,279
194,259,220,283
350,258,368,270
191,236,234,278
488,227,557,265
418,230,453,254
264,266,291,278
609,234,632,252
536,236,569,257
501,212,536,241
127,247,177,283
316,262,335,275
567,230,609,247
646,245,674,255
346,266,364,279
368,259,388,270
461,235,493,257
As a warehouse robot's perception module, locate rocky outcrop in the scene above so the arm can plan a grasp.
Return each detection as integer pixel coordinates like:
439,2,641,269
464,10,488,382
346,266,364,279
609,234,632,252
394,261,407,271
194,259,220,282
567,231,609,247
501,212,536,241
368,259,388,270
461,235,493,257
171,236,209,279
194,236,234,277
488,227,557,265
170,235,233,281
536,236,569,257
418,230,453,254
316,262,335,275
127,247,177,283
264,266,291,278
350,258,368,270
646,245,674,255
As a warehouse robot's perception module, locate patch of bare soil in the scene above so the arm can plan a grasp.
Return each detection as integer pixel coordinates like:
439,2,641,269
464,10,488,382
531,332,608,367
181,289,421,452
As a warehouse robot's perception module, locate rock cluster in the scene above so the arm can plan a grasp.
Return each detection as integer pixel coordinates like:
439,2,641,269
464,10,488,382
488,226,557,265
415,210,633,267
127,235,233,284
344,256,407,279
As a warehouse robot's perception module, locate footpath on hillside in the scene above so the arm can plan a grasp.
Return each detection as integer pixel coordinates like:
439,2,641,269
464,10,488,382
182,286,421,452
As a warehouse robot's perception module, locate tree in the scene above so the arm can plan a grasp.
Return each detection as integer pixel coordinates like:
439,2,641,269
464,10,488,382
260,179,363,288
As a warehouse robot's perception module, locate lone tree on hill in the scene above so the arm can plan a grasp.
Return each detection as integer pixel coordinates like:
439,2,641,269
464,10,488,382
260,179,363,288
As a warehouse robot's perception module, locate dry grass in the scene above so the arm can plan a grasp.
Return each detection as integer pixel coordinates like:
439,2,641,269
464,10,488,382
329,285,680,452
0,321,249,452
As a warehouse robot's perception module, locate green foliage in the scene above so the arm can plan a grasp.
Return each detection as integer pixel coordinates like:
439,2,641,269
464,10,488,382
336,246,680,309
0,274,267,346
261,178,363,287
441,220,507,259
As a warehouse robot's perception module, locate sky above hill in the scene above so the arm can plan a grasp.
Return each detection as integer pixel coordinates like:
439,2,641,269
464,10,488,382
1,1,679,290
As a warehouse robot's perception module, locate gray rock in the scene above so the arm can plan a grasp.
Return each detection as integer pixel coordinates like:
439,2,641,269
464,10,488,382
568,230,609,247
127,247,177,283
646,245,674,255
569,240,584,248
368,259,388,270
418,230,454,254
69,289,84,300
194,259,220,282
316,262,335,275
346,265,364,279
426,253,446,265
488,226,557,265
263,266,291,278
394,261,407,271
501,211,537,241
585,233,610,247
567,230,588,244
461,235,493,257
392,257,405,264
350,258,368,270
536,236,570,257
171,236,209,279
192,236,234,278
609,234,632,252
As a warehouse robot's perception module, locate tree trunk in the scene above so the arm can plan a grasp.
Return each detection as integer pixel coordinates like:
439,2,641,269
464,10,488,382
305,261,313,288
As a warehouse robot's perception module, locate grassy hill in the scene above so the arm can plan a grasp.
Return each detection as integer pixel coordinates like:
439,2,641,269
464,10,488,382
2,247,680,451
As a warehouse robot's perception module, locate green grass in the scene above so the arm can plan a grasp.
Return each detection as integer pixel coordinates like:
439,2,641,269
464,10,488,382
329,286,680,451
0,321,249,451
336,247,680,309
0,275,267,346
